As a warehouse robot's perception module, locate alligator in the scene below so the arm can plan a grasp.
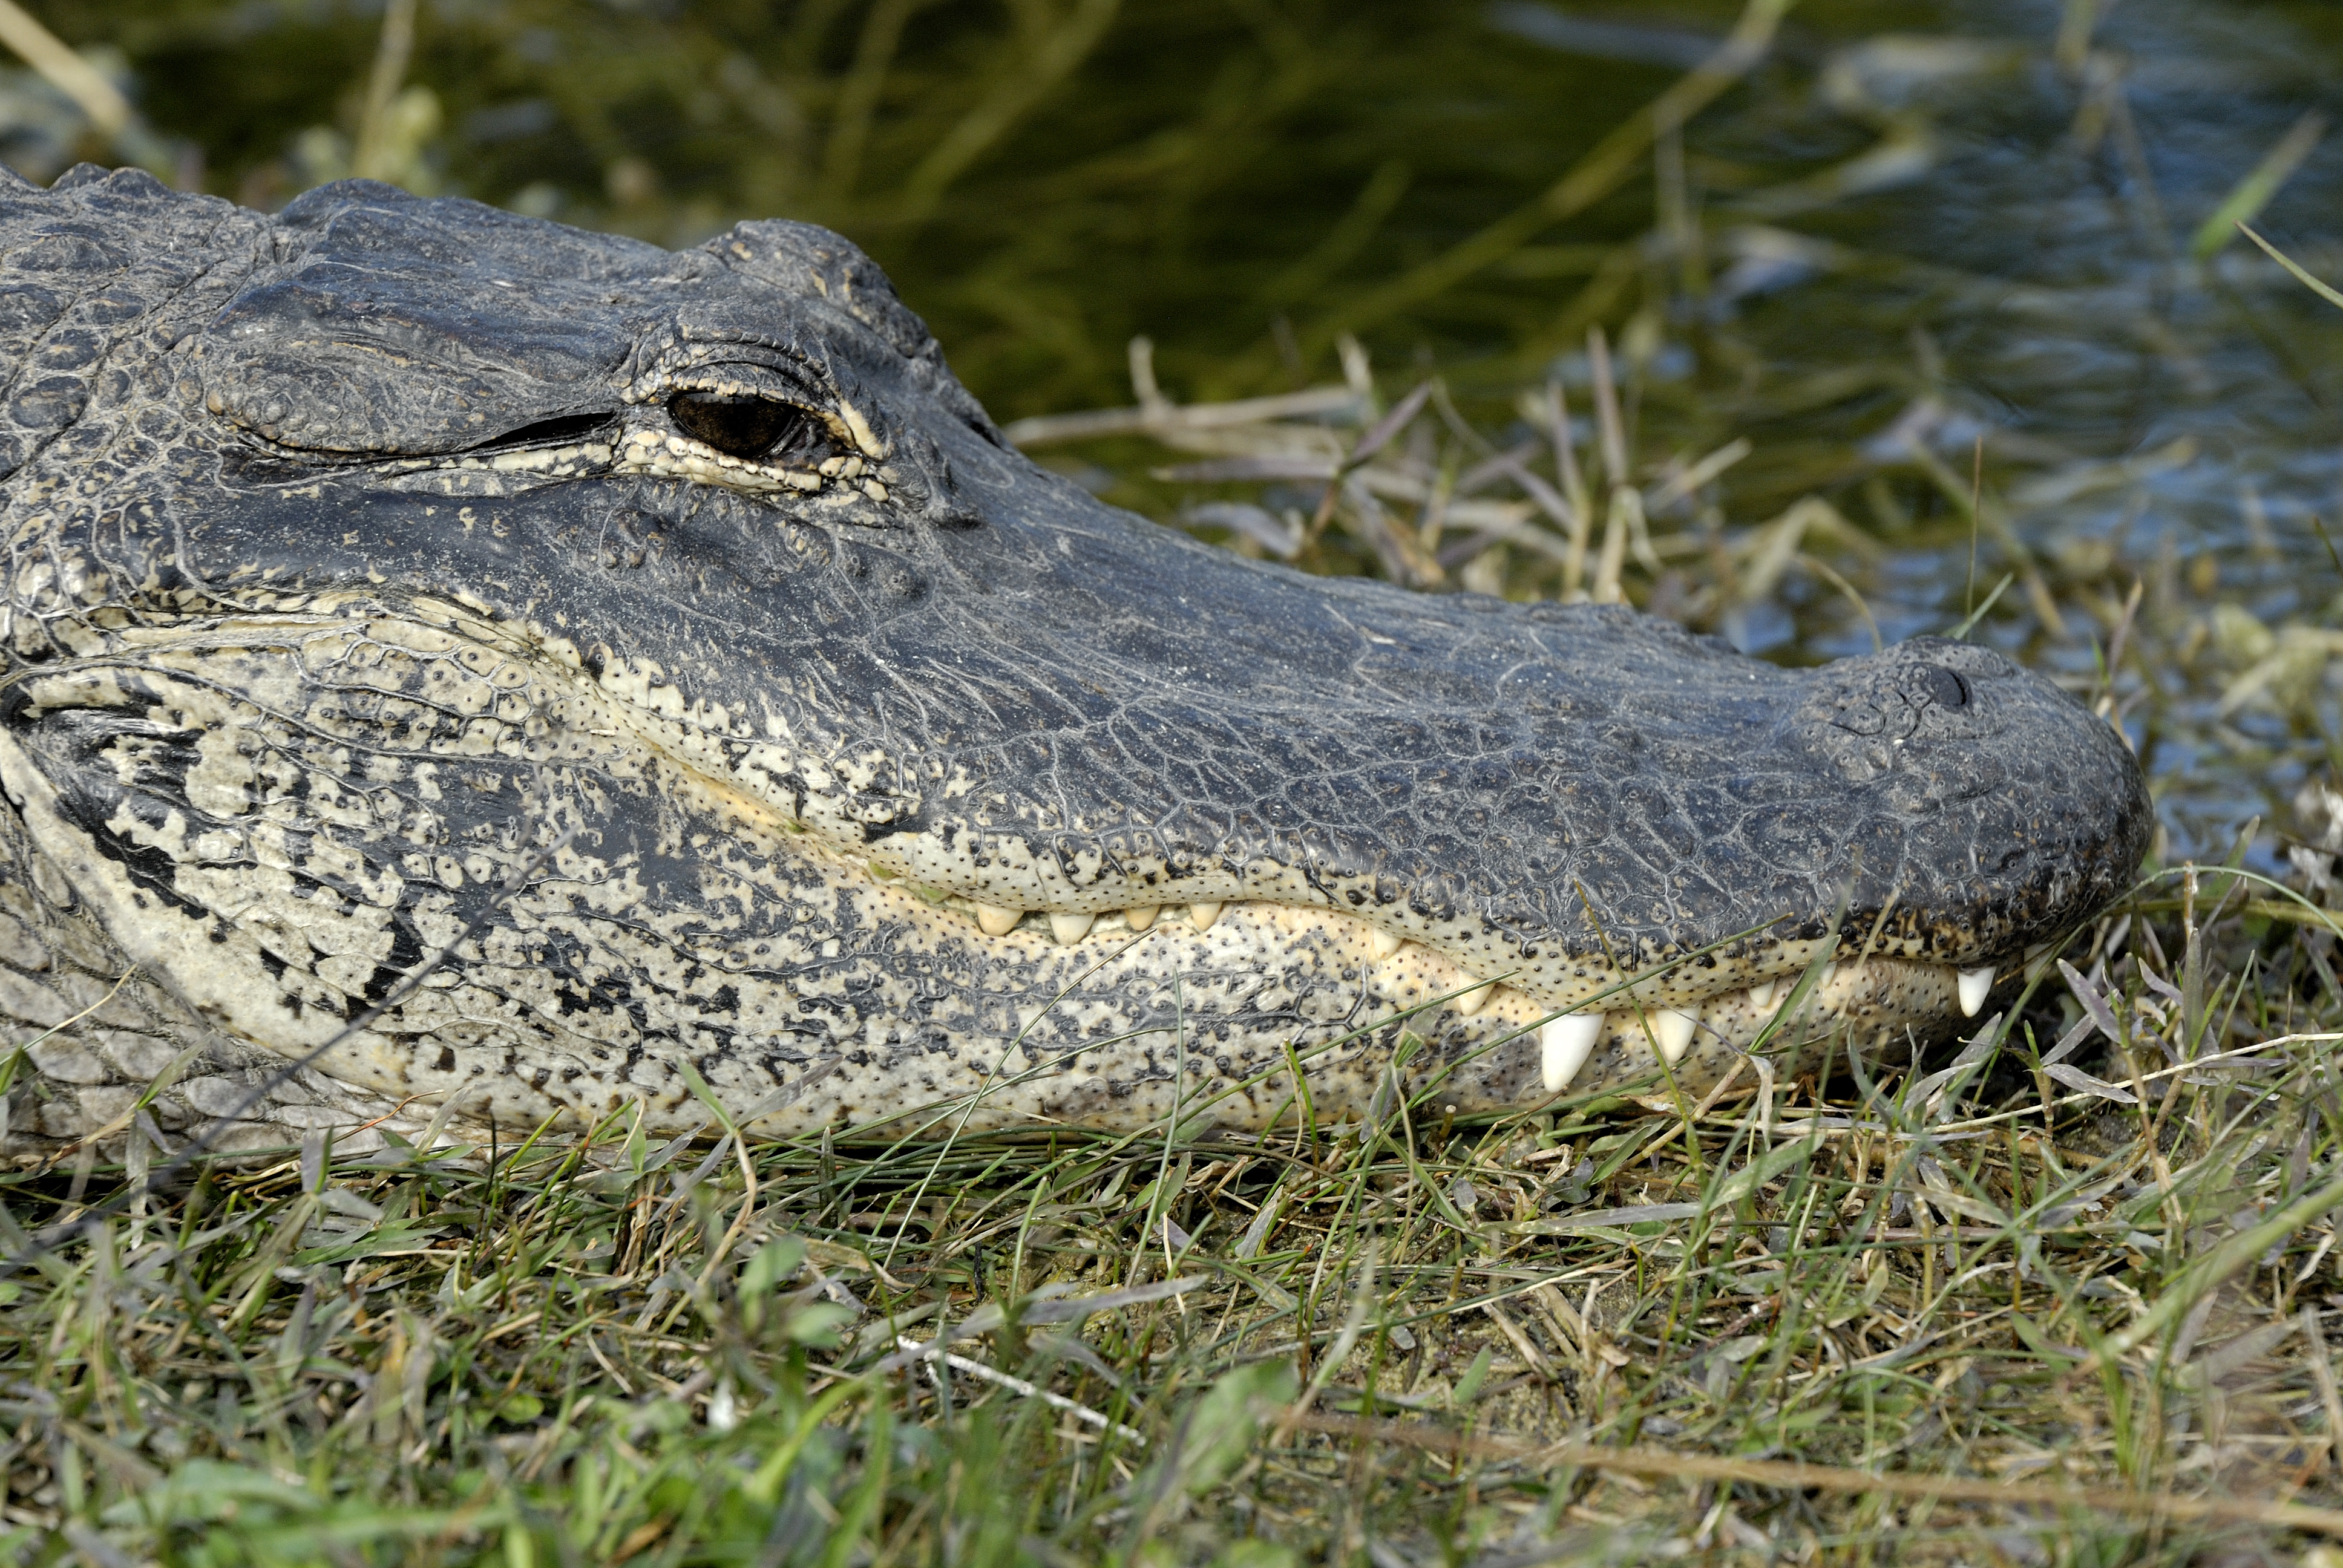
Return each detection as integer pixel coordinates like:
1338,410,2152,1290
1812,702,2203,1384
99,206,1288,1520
0,166,2149,1158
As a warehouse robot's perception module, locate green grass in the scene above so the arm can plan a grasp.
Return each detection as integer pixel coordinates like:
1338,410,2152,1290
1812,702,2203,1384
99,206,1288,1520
21,319,2343,1561
15,0,2343,1561
13,890,2343,1564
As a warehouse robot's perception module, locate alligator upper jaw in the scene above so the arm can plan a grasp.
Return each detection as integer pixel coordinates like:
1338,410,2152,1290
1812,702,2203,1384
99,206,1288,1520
589,501,2143,1014
552,582,2105,1083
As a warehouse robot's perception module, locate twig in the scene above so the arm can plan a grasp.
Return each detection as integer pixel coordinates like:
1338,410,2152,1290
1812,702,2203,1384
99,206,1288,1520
0,0,129,134
1001,386,1360,448
350,0,418,181
1796,552,1882,653
894,1336,1144,1443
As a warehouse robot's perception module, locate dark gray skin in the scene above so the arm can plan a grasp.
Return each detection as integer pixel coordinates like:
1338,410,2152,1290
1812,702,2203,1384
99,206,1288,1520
0,168,2148,1155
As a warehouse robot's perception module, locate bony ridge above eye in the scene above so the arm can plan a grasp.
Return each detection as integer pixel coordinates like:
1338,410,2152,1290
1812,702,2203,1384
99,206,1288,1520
666,388,827,462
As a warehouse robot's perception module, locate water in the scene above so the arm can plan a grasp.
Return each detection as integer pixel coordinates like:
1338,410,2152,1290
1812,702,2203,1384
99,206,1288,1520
20,0,2343,865
1659,0,2343,865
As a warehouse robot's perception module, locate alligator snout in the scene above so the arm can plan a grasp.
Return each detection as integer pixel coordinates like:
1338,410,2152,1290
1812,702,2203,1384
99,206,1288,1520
1791,637,2143,898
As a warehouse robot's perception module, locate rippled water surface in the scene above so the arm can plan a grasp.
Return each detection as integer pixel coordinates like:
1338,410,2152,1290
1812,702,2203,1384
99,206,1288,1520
1665,0,2343,866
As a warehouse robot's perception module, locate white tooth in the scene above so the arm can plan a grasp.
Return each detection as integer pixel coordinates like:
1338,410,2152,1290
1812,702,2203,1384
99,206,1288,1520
1368,927,1404,959
1451,977,1494,1017
1189,901,1224,932
1049,912,1095,945
1650,1008,1697,1067
1122,906,1159,930
1747,979,1779,1011
1541,1013,1604,1093
974,903,1023,937
1815,961,1837,992
1957,965,1994,1018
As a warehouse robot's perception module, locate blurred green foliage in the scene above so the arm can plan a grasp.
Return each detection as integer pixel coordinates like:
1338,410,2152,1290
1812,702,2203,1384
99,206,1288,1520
20,0,1712,419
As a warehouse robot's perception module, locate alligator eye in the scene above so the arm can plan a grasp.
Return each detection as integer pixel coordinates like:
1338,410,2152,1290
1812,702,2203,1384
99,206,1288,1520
1919,666,1971,709
666,390,827,463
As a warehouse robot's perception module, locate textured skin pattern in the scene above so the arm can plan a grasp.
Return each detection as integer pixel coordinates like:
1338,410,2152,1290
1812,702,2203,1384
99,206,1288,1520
0,168,2152,1156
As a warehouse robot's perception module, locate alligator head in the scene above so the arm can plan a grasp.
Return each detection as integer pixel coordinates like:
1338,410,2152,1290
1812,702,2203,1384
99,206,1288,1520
0,168,2149,1148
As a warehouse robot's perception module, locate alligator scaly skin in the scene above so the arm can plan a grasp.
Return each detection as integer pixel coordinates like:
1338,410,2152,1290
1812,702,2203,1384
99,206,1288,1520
0,168,2150,1158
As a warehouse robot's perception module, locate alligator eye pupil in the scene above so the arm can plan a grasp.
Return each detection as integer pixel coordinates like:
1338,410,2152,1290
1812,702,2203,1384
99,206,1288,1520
667,390,819,461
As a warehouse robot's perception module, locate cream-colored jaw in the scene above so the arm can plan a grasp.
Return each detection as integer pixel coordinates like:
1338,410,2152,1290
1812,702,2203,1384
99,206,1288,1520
916,885,1991,1083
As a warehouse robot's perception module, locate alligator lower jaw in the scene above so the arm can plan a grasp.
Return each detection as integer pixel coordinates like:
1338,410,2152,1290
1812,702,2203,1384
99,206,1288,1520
774,883,2002,1134
920,893,2002,1083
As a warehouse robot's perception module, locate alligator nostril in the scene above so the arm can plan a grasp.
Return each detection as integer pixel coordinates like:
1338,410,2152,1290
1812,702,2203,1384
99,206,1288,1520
1919,666,1970,710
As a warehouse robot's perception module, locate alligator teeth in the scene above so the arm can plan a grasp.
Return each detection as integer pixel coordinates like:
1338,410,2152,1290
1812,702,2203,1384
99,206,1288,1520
1814,961,1837,991
1367,928,1404,959
1190,902,1224,932
1650,1007,1697,1067
974,903,1023,937
1541,1013,1604,1093
1450,976,1494,1016
1957,965,1994,1018
1049,912,1095,945
1747,979,1779,1011
1123,906,1159,930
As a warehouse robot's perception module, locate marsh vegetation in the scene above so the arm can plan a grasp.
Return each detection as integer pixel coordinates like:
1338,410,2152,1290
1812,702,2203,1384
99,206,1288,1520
9,0,2343,1561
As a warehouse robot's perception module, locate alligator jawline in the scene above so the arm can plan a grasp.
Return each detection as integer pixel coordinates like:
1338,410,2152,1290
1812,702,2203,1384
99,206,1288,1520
737,799,2010,1111
865,876,2004,1099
